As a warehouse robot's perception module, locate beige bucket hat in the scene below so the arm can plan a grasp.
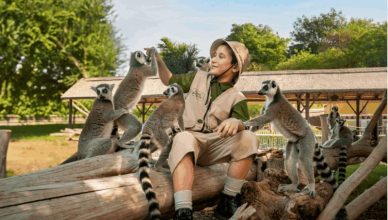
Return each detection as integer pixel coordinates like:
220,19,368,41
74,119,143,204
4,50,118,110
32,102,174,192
210,39,250,75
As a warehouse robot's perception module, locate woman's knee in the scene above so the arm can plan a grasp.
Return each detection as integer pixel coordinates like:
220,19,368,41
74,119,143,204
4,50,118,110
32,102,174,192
238,130,259,149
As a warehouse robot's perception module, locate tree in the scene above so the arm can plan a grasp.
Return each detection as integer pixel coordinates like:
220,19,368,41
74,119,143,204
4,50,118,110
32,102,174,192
290,8,346,55
278,18,387,70
0,0,124,117
226,23,289,70
157,37,198,74
344,21,387,67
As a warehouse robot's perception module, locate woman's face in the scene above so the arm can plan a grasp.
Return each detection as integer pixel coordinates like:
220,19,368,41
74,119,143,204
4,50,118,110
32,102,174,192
209,45,238,78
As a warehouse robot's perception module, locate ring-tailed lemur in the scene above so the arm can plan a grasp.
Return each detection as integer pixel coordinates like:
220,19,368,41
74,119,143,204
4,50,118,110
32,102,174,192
244,80,317,197
138,83,185,220
327,106,340,129
196,56,211,72
113,48,158,148
61,84,127,164
313,144,337,188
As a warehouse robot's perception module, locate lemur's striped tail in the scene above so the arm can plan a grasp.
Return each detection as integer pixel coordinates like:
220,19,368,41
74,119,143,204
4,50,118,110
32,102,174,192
337,145,348,186
313,144,336,189
335,145,348,220
138,134,161,220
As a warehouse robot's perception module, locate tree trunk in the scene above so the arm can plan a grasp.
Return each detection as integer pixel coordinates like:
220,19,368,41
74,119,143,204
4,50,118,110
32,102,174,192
346,176,387,220
0,150,138,191
0,160,256,220
317,138,387,220
0,130,11,178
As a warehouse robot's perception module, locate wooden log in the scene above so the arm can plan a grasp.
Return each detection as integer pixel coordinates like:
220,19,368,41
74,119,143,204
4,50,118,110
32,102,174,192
317,138,387,220
346,176,387,220
0,163,257,220
0,150,138,191
240,171,333,220
0,130,11,178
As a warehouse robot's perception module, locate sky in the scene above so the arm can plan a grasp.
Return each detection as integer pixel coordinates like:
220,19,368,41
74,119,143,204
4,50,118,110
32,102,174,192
110,0,387,74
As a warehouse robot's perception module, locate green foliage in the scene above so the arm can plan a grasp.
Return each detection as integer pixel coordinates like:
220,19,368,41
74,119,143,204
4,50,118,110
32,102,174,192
345,21,387,67
345,163,387,201
290,8,346,55
0,123,83,140
157,37,199,74
277,18,386,70
0,0,124,117
276,48,347,70
226,23,289,70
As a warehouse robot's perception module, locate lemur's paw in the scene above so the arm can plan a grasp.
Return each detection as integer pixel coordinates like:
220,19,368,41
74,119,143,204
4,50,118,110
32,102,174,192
277,184,300,193
302,186,316,198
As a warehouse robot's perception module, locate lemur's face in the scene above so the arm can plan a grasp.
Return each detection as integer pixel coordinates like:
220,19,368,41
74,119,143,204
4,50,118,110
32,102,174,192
331,106,339,112
258,80,278,97
163,83,181,98
336,118,346,127
92,84,114,101
196,57,211,71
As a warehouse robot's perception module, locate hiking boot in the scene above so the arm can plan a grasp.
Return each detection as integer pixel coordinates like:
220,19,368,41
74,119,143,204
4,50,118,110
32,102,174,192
214,193,241,219
174,208,193,220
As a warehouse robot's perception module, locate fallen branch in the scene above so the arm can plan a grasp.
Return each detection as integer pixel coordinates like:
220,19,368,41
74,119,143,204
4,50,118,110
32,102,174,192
346,176,387,220
317,138,387,220
0,150,138,191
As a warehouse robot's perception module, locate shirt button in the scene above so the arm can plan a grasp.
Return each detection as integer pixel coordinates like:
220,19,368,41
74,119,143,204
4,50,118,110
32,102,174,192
197,119,203,124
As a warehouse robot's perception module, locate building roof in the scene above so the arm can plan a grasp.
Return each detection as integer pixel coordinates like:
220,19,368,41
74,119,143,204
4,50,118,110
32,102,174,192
61,67,387,103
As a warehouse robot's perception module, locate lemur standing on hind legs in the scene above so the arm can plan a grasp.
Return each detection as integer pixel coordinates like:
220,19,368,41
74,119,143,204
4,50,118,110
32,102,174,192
112,48,158,149
138,83,185,220
245,80,319,197
61,84,128,164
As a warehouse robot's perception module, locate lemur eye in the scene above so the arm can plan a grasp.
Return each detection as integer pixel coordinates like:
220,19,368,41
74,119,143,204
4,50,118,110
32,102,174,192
96,90,101,95
136,52,141,58
102,88,108,93
263,85,268,90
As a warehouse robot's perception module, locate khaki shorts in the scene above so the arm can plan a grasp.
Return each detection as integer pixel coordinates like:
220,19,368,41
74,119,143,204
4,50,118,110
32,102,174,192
167,130,258,173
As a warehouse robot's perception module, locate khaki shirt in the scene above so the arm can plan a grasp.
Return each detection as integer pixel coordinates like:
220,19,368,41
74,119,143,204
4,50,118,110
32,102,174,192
170,70,247,132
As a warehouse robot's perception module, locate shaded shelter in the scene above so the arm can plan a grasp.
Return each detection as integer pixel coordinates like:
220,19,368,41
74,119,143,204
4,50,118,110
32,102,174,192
61,67,387,130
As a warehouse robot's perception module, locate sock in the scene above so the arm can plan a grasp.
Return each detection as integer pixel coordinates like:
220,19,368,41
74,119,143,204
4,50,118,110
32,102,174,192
174,190,192,210
222,176,246,197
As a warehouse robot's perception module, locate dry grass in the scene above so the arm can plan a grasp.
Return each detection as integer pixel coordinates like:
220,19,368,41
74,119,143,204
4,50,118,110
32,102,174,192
7,138,77,176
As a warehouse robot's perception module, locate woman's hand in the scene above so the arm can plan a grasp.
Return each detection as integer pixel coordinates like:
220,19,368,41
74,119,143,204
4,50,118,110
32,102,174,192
214,118,244,137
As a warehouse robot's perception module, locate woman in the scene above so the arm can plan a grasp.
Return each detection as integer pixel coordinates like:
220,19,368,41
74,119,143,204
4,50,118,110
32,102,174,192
148,39,258,220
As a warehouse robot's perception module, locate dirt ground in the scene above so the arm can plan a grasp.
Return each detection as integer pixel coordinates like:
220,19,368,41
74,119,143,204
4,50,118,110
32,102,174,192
5,139,387,220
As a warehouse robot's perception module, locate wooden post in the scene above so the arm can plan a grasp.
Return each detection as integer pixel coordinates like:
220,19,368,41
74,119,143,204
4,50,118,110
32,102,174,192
0,130,11,178
305,93,310,121
142,102,145,123
319,114,329,144
356,97,360,132
68,99,73,128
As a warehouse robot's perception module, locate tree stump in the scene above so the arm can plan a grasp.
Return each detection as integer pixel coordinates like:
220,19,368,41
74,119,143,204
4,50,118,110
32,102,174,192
0,130,11,178
240,150,333,220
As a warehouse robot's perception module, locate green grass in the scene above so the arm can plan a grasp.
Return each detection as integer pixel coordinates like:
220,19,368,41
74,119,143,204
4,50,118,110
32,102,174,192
0,124,83,141
345,163,387,201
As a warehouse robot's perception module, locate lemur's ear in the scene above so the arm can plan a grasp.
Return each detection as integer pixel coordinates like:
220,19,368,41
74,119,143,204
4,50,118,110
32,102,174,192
271,80,277,88
109,84,115,90
91,86,96,92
